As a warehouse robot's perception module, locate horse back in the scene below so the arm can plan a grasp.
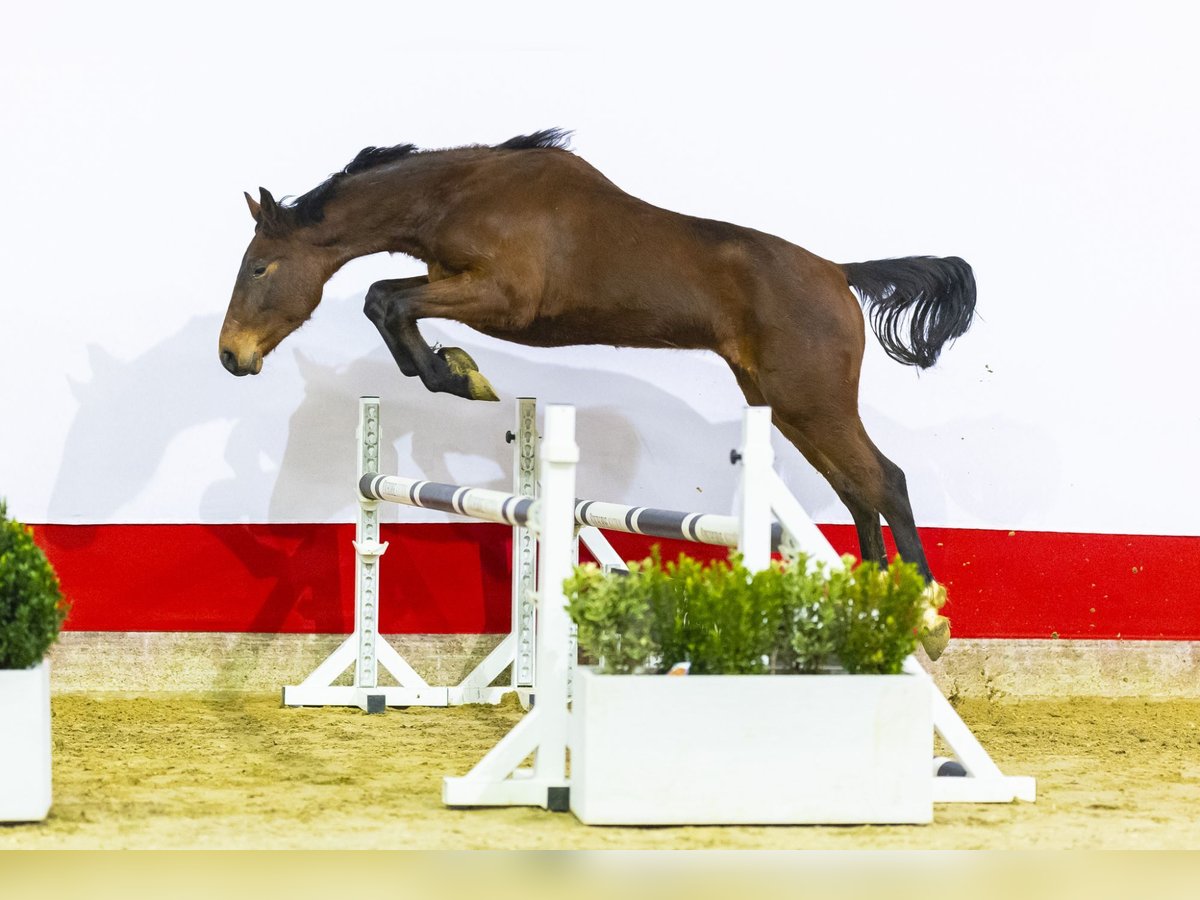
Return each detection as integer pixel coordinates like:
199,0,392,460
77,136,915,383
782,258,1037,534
425,151,852,354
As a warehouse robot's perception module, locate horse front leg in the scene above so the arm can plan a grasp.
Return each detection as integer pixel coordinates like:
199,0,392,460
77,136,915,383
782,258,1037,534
363,275,500,401
362,276,428,377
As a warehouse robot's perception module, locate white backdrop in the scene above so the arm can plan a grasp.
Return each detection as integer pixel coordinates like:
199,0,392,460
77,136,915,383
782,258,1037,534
2,0,1196,536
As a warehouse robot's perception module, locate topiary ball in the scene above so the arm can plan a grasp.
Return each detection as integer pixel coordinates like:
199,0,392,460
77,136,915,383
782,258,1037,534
0,500,68,670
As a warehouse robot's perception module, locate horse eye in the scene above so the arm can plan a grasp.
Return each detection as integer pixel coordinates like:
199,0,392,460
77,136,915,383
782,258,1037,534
252,265,267,277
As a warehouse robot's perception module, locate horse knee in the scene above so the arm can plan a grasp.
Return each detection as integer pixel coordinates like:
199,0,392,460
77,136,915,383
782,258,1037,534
363,284,388,322
364,280,420,323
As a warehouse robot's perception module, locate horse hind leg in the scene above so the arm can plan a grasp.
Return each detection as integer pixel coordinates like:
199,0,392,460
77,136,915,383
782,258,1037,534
728,365,886,566
772,421,888,567
779,419,887,567
770,391,933,581
739,363,950,658
867,443,952,658
792,414,951,659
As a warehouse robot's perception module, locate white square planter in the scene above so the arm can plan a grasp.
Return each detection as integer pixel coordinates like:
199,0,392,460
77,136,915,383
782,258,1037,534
0,660,53,822
569,667,932,825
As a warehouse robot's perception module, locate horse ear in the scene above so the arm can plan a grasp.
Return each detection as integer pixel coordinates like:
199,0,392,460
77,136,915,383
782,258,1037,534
244,191,262,222
258,187,279,216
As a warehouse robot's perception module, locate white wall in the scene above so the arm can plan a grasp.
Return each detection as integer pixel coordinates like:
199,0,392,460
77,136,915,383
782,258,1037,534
2,0,1196,535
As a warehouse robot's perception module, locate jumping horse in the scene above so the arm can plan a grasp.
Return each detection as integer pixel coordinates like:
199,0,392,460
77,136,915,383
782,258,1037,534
220,129,974,658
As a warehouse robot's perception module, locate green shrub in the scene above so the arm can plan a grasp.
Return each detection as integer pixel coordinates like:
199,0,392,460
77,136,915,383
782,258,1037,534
826,559,925,674
645,550,784,675
563,560,655,674
564,548,928,676
782,558,842,673
0,500,68,669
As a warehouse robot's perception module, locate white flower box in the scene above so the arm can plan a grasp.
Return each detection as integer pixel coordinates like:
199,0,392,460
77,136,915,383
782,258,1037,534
569,666,932,825
0,660,53,822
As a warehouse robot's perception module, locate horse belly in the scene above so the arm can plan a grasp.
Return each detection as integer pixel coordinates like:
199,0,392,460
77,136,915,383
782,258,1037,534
483,301,710,350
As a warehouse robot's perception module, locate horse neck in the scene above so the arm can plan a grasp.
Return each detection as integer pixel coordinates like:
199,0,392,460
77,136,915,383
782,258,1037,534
313,154,473,266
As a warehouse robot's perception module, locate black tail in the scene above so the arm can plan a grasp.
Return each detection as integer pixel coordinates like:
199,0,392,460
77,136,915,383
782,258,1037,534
841,256,976,369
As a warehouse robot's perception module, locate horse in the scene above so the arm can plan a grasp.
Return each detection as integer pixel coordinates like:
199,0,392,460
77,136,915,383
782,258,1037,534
219,129,974,658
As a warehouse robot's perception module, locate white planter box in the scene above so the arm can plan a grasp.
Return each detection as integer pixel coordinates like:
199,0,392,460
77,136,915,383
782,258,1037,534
569,667,932,825
0,660,53,822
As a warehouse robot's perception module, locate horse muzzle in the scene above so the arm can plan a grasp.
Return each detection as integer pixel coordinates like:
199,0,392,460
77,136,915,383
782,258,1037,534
220,347,263,377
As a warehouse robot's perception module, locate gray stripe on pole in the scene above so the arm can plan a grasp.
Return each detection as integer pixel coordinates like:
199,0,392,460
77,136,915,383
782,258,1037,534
511,497,533,526
358,473,378,500
415,481,459,513
634,508,691,540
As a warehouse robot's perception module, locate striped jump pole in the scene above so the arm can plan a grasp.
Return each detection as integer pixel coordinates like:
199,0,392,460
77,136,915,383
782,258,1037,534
360,474,535,528
359,476,785,552
573,500,783,552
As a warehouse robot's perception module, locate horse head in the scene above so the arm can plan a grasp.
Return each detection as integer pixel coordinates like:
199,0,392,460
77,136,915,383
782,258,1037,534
219,188,332,376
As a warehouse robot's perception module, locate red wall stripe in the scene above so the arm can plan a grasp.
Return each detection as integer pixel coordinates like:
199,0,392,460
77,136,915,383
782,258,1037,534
29,523,1200,640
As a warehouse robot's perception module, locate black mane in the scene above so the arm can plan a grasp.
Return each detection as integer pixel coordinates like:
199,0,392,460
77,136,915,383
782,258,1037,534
343,143,420,174
277,129,572,232
495,128,573,151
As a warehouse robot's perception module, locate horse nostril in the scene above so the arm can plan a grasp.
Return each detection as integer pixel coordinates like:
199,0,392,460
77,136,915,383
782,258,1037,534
220,349,239,374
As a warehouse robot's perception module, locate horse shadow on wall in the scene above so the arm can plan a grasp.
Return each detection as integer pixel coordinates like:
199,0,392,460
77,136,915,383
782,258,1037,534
49,312,755,523
265,334,756,524
47,305,1060,634
44,307,757,634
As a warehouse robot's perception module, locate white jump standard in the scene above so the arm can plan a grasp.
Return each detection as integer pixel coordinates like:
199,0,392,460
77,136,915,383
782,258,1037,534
282,397,545,712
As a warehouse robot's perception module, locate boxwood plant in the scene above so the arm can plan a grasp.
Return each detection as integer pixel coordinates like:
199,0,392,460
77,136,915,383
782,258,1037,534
0,500,68,670
564,547,931,676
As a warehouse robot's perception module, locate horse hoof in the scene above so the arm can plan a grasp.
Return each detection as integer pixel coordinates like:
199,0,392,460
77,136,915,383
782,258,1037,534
920,614,951,661
438,346,481,376
466,371,499,402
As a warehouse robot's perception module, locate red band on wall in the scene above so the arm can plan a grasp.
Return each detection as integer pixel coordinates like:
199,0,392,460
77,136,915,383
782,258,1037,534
29,523,1200,639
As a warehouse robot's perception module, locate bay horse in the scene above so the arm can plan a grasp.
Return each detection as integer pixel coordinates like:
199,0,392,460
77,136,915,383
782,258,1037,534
220,129,973,658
